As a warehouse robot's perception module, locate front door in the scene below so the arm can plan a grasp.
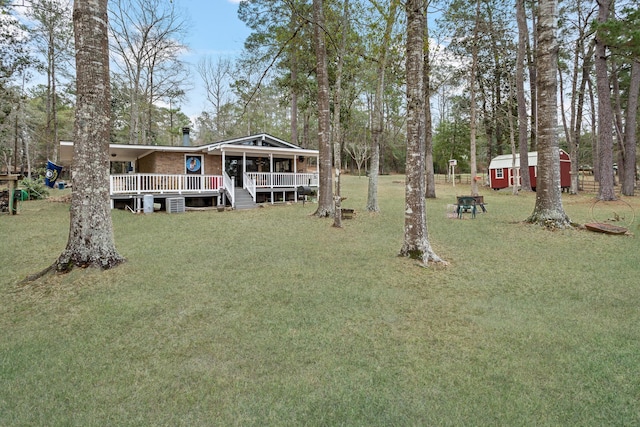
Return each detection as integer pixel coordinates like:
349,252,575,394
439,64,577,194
225,158,242,187
225,156,264,187
509,168,520,186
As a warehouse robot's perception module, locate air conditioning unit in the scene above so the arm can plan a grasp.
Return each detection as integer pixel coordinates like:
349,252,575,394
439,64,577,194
166,197,185,213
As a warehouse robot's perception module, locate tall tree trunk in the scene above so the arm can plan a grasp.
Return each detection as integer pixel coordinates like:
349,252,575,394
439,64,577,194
507,73,519,195
399,0,445,266
332,0,349,228
526,0,571,228
424,2,436,199
129,87,140,145
587,81,599,183
49,30,59,162
612,63,624,183
367,0,398,212
594,0,616,201
55,0,125,272
621,60,639,196
516,0,532,191
567,3,594,195
45,40,54,160
486,6,505,163
469,0,481,197
290,13,299,145
527,1,538,151
567,30,579,195
312,0,333,217
303,108,310,148
572,41,594,193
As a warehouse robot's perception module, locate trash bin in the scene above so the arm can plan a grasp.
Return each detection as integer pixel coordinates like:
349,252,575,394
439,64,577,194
143,194,154,214
14,189,28,201
58,182,65,189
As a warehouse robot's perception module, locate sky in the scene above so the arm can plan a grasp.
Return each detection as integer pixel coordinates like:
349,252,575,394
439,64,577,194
179,0,251,120
10,0,248,124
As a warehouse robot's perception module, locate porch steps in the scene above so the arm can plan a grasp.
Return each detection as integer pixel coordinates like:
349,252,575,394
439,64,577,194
234,188,258,210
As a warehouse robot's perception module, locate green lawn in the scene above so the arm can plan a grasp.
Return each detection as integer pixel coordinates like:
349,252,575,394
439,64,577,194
1,175,639,426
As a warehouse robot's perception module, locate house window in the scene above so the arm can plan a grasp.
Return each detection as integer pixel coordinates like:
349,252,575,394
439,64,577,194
496,168,504,179
274,158,291,172
186,155,203,174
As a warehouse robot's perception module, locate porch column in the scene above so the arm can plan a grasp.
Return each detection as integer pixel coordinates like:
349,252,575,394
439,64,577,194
242,152,247,190
221,150,226,178
269,154,273,187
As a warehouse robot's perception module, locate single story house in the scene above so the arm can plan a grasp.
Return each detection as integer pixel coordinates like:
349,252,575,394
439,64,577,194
488,150,571,191
59,133,320,211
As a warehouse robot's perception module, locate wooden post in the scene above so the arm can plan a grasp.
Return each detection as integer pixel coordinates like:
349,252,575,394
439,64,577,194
9,178,15,214
1,175,20,215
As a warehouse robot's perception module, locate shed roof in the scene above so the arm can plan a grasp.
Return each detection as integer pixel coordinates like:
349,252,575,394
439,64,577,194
489,152,538,170
489,149,570,170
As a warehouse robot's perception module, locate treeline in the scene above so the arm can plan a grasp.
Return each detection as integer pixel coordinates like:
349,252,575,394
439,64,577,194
0,0,637,194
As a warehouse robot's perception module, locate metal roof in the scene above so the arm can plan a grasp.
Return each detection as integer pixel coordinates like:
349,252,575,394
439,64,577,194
489,149,569,170
59,133,318,165
488,152,538,170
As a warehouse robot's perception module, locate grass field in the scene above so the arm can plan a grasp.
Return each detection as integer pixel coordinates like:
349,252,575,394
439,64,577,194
1,175,639,426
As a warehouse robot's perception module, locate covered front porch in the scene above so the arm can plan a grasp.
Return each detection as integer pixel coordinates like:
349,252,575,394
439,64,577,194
209,135,320,206
109,171,319,210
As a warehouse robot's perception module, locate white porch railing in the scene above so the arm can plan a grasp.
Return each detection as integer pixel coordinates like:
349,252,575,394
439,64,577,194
110,172,319,208
245,172,318,188
223,171,235,207
110,173,224,195
243,172,256,200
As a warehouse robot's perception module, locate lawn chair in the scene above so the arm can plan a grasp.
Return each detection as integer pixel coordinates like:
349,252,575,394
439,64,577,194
456,196,477,219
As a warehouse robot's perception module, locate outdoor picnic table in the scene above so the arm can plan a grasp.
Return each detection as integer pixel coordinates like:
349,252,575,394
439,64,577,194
456,195,487,219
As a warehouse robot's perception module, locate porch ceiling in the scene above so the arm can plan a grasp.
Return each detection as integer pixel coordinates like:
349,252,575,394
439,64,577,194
207,144,318,158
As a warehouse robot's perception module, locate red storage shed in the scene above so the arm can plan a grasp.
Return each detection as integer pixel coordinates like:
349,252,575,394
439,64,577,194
488,150,571,191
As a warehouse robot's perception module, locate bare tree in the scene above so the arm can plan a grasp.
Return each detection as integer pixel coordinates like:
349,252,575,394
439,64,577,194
53,0,124,273
344,139,369,176
526,0,571,228
197,55,232,139
1,0,35,173
109,0,188,145
26,0,74,162
399,0,445,266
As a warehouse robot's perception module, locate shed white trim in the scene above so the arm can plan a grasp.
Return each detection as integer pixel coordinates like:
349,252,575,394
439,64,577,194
489,149,570,170
489,152,538,170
